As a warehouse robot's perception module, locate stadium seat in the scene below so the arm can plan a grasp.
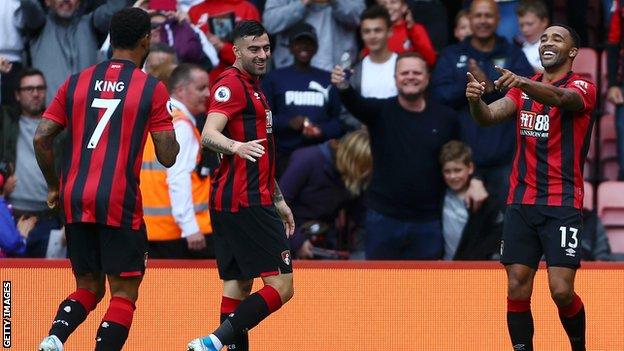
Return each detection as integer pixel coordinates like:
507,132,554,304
599,114,617,161
606,228,624,254
583,181,593,210
573,48,598,84
597,181,624,252
598,114,619,180
602,160,620,181
597,181,624,226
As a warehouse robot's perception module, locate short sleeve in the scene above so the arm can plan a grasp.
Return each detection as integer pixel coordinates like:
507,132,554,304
42,79,69,127
208,77,246,120
148,81,174,133
566,79,597,112
505,87,522,109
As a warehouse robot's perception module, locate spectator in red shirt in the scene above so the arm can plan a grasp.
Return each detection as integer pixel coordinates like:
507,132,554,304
362,0,436,67
188,0,260,82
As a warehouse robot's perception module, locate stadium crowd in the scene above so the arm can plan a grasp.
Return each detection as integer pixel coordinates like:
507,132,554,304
0,0,620,261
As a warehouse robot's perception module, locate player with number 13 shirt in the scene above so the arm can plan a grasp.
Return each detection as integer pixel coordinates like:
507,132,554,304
466,24,595,351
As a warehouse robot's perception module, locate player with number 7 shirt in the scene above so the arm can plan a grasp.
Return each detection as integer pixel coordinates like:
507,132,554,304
466,24,595,351
34,8,179,351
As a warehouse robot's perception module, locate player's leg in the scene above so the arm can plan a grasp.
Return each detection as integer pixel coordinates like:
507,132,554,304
500,205,542,351
39,223,106,351
220,279,253,351
94,224,148,351
188,207,293,351
203,273,293,351
540,206,585,351
94,275,143,351
548,267,585,351
505,264,537,351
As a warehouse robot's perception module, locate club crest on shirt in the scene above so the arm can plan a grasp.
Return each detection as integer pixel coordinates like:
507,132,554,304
166,100,176,116
281,250,291,265
265,109,273,133
214,86,231,102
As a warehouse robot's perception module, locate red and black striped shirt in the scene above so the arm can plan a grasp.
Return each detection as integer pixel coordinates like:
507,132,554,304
209,67,275,212
43,59,174,229
506,72,596,209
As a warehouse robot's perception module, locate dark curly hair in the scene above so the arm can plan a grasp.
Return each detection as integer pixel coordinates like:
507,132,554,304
109,8,151,50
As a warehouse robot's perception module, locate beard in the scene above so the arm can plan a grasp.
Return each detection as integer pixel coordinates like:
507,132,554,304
541,53,567,69
23,102,45,116
244,60,267,77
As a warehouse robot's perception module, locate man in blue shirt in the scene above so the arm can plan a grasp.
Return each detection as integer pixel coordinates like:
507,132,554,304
262,22,344,176
432,0,533,207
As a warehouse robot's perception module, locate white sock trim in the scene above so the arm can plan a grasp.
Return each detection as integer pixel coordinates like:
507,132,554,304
208,334,223,350
50,335,64,351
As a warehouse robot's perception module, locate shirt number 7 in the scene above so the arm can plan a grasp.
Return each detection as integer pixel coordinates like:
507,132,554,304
87,98,121,149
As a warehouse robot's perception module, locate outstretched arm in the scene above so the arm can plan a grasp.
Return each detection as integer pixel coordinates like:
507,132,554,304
466,72,516,126
33,118,64,208
493,66,584,112
201,112,266,162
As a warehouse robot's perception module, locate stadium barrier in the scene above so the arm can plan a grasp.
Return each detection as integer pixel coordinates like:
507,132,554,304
1,260,623,350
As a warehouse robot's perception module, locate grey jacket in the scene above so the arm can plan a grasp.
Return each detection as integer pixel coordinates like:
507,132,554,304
21,0,130,103
263,0,365,71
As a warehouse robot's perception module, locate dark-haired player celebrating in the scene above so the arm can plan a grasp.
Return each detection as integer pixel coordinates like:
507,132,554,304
187,20,295,351
36,8,179,351
466,24,595,351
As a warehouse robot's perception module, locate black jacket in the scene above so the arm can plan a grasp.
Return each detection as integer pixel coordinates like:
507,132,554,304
453,197,503,260
0,105,65,172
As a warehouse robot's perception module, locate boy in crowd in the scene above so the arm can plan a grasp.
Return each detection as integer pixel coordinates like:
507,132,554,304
515,0,550,72
454,10,472,42
440,141,503,260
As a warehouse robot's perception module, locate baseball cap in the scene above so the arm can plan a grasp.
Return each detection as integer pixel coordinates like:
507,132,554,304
289,22,318,44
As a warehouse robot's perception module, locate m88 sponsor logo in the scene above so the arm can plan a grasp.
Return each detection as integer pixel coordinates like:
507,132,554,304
519,110,550,138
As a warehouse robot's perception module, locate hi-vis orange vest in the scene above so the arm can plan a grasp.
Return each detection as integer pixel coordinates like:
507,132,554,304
140,107,212,241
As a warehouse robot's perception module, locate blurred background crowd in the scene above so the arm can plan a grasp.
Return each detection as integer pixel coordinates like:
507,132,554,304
0,0,622,262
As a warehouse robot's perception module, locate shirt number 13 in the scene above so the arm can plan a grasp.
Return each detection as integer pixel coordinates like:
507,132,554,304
559,226,579,249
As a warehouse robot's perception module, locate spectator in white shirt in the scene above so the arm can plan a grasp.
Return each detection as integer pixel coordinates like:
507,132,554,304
140,63,214,259
350,5,397,99
515,0,549,72
0,0,26,105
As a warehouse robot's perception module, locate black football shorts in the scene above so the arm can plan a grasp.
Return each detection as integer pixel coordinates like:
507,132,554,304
65,222,148,277
211,206,293,281
500,204,583,269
